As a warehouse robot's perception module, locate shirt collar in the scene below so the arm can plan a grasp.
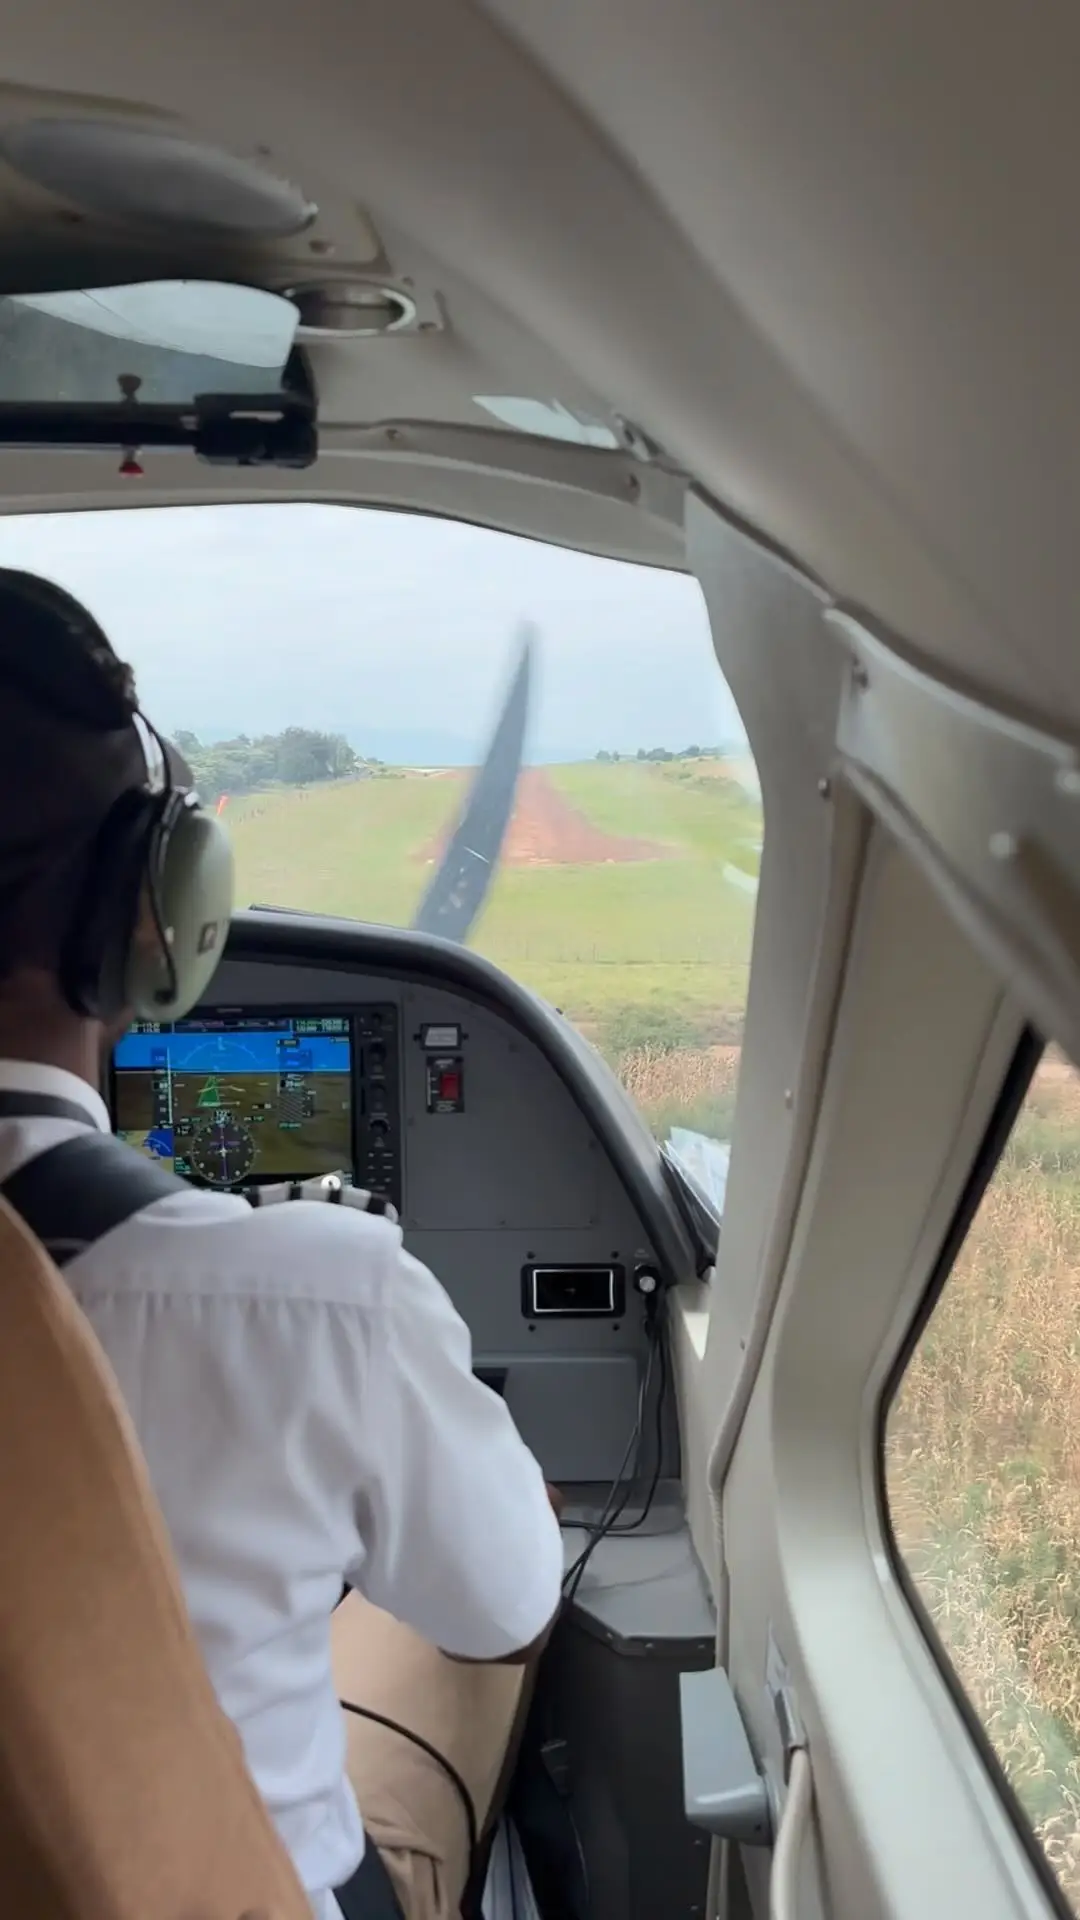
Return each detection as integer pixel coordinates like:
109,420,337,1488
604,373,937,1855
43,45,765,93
0,1060,110,1133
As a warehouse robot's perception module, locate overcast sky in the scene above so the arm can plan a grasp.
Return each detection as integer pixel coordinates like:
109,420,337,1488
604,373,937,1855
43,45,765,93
0,502,747,762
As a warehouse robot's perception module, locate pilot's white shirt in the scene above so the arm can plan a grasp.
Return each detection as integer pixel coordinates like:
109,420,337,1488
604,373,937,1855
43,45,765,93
0,1059,563,1920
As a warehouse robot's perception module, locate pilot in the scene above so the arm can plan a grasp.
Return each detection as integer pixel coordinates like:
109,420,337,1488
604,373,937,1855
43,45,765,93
0,569,563,1920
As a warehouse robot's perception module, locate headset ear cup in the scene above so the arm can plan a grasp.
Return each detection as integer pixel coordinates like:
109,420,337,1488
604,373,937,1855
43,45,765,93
124,799,234,1021
60,789,156,1021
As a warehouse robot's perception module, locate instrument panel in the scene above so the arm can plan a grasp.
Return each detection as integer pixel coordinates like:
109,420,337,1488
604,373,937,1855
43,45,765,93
111,1005,404,1209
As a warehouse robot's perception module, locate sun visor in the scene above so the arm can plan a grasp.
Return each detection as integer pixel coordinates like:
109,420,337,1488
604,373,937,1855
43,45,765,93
0,279,315,468
0,281,301,403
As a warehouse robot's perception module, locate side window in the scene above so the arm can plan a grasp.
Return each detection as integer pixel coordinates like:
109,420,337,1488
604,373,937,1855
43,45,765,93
884,1044,1080,1910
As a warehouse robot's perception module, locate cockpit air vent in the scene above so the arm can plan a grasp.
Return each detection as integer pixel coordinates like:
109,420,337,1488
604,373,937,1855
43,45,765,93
285,282,418,339
0,120,317,238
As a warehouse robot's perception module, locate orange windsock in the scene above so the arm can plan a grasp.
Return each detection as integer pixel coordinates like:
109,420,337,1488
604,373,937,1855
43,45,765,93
216,794,229,817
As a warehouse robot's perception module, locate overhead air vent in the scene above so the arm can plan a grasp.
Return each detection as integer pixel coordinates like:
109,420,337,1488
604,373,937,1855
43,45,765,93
286,282,417,339
0,120,317,238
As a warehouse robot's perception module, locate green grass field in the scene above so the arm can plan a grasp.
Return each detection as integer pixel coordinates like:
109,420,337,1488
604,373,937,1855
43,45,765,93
226,759,760,1053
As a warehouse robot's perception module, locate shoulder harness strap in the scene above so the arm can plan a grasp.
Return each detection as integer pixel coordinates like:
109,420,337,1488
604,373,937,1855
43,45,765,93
1,1139,398,1268
1,1132,187,1270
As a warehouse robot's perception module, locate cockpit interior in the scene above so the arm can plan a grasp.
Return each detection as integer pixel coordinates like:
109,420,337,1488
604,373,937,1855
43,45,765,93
1,7,1080,1920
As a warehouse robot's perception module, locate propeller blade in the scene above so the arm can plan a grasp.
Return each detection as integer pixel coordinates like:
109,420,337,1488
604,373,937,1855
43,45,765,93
412,623,534,943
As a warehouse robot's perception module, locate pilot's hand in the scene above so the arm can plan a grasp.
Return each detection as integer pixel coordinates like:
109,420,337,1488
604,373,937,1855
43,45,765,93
545,1482,566,1520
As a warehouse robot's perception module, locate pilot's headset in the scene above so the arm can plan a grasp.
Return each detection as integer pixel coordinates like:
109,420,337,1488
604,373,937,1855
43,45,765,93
0,569,233,1023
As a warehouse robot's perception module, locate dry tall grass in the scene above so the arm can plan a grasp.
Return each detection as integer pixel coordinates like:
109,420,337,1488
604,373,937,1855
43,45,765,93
887,1054,1080,1906
616,1040,741,1115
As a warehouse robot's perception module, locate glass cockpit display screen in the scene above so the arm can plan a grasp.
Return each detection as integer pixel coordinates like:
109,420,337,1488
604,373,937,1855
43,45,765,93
111,1013,354,1189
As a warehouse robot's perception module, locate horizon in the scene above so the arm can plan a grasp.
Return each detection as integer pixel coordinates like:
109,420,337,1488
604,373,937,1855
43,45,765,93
174,724,751,768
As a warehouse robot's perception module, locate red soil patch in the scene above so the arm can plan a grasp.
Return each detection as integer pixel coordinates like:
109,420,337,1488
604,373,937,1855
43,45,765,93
419,768,669,869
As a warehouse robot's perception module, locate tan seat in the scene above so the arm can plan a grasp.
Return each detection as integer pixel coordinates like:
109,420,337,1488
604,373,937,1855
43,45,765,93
0,1193,310,1920
332,1597,535,1920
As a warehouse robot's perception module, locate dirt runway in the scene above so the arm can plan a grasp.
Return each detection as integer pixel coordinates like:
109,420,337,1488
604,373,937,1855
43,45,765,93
419,767,668,868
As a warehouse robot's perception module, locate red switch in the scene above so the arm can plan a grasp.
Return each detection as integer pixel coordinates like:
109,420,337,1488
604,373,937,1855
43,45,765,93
426,1055,464,1112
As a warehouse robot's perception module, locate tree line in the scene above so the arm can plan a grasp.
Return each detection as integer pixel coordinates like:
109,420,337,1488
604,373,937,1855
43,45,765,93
173,728,378,800
595,745,719,763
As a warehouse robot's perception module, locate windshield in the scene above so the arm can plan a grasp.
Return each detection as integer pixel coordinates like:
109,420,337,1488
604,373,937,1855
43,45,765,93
0,503,759,1214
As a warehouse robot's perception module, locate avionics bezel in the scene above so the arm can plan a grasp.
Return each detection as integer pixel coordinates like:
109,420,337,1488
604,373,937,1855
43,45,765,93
108,1005,368,1192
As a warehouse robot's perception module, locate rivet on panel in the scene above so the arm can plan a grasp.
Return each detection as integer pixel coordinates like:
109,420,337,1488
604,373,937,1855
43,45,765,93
989,831,1018,861
817,776,832,800
784,1088,793,1108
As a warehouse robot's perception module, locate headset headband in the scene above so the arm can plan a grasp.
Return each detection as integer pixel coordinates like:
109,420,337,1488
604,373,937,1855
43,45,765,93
131,712,167,797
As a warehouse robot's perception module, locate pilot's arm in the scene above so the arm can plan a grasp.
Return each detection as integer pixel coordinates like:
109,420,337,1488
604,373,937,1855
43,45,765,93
345,1242,563,1664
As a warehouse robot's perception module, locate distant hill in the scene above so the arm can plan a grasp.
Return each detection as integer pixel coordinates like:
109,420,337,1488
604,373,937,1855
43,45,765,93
351,727,502,768
181,724,586,768
349,727,597,767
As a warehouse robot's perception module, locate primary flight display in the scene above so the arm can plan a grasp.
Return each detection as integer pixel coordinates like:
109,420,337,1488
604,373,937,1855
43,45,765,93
111,1012,354,1188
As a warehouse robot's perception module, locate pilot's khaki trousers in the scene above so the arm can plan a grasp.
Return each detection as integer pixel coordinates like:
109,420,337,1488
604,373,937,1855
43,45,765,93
331,1594,530,1920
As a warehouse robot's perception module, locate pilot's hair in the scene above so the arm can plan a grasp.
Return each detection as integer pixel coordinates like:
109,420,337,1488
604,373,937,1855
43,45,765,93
0,569,147,979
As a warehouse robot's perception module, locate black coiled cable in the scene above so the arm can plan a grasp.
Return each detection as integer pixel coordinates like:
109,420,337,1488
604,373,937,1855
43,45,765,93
339,1698,482,1917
